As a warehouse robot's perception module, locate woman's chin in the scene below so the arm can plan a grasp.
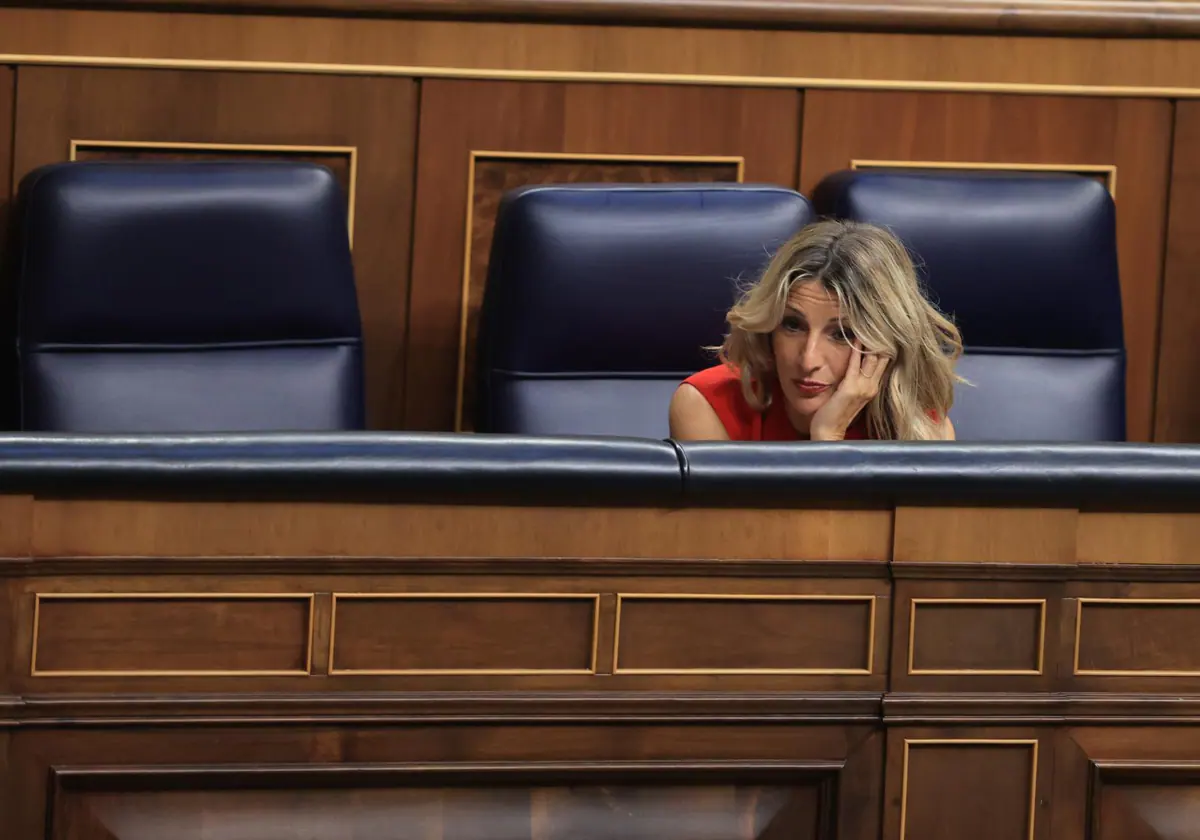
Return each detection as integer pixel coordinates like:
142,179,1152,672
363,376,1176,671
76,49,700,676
785,392,830,417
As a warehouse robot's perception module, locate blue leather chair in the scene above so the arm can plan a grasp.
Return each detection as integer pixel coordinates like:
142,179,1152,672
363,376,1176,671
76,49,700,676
475,183,814,437
814,170,1125,441
12,161,365,432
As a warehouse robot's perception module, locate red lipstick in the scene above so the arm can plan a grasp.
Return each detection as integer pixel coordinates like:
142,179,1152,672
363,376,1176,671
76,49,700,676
794,379,829,397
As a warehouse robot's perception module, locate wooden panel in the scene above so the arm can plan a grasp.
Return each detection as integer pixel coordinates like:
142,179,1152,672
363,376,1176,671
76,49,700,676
50,774,827,840
406,79,800,430
5,725,882,840
12,66,418,430
893,507,1078,565
0,66,12,206
29,500,894,560
799,90,1172,442
897,739,1039,840
615,594,875,674
1155,102,1200,442
1078,512,1200,565
1076,598,1200,675
32,594,313,676
909,599,1045,675
330,594,599,674
16,0,1200,38
456,152,741,430
1094,780,1200,840
0,68,15,434
10,7,1200,94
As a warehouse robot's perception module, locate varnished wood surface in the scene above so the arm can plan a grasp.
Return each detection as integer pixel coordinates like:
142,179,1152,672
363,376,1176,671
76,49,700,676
3,495,1200,838
11,66,419,430
1154,102,1200,442
406,80,798,429
14,0,1200,38
10,7,1200,95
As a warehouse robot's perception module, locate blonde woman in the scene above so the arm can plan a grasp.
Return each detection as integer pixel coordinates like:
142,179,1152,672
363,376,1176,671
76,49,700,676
669,219,962,441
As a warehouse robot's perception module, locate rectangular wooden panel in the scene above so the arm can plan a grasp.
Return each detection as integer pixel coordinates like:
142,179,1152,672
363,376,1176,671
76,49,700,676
615,594,875,674
32,594,313,676
330,594,599,674
1155,101,1200,442
894,507,1078,565
909,599,1045,675
900,740,1038,840
1079,512,1200,565
1,66,12,199
407,79,801,431
30,501,893,561
13,66,417,429
48,765,828,840
1076,598,1200,675
800,90,1172,442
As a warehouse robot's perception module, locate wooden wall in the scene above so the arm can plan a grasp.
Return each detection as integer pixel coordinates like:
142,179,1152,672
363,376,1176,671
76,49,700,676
1,4,1199,439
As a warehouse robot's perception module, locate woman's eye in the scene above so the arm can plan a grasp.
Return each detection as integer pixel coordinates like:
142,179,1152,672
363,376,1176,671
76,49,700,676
833,328,855,343
781,316,805,333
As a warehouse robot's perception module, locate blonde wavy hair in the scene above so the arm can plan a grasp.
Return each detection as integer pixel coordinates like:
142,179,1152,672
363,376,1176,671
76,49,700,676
718,219,964,441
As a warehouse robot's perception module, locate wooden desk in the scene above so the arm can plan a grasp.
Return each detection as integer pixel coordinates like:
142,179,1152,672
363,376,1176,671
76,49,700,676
2,458,1196,840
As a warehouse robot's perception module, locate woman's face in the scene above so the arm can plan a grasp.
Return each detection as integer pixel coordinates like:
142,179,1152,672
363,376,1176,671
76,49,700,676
771,280,855,423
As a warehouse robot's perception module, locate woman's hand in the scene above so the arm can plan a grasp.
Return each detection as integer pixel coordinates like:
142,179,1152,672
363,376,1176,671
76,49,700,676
810,343,889,441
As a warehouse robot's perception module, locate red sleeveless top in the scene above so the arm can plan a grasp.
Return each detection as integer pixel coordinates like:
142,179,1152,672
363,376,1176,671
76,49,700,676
683,364,869,441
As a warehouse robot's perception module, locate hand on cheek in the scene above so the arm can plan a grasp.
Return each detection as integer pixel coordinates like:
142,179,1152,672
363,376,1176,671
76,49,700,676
810,343,889,441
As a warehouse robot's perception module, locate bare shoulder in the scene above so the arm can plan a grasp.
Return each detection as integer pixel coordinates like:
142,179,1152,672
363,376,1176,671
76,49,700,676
669,383,730,441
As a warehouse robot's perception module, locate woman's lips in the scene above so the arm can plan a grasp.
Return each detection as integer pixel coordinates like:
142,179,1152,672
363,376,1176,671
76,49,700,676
794,379,829,397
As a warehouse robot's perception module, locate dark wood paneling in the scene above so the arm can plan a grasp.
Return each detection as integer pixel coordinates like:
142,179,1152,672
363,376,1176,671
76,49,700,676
1076,599,1200,675
7,724,880,840
12,66,418,429
457,155,740,429
330,594,598,674
49,765,828,840
1154,102,1200,442
615,595,875,674
908,600,1043,674
406,80,800,430
16,0,1200,38
900,741,1037,840
0,67,13,209
32,595,312,675
799,90,1172,442
891,580,1062,695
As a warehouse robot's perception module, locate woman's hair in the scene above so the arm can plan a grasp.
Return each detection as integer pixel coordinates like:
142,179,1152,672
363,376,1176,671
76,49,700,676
718,219,964,441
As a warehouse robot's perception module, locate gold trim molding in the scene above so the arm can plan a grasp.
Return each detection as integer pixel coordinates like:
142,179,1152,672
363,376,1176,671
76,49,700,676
69,139,360,245
899,739,1039,840
30,592,316,678
328,592,601,676
612,593,877,675
7,53,1200,100
453,150,746,431
907,598,1047,676
1074,597,1200,676
851,160,1118,198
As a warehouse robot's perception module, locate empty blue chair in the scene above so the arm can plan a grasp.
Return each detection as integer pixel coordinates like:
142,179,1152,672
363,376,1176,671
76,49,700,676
12,161,365,432
475,183,814,437
814,170,1124,441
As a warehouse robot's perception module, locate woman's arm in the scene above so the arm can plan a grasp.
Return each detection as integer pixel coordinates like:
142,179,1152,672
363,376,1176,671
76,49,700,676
669,384,731,440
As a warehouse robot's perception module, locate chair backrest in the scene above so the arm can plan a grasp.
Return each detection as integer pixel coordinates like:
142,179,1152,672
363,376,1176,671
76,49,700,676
475,183,814,437
13,161,365,432
814,170,1125,441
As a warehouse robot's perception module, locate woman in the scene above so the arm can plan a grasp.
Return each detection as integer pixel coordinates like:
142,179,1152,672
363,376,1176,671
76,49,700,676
669,219,962,441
